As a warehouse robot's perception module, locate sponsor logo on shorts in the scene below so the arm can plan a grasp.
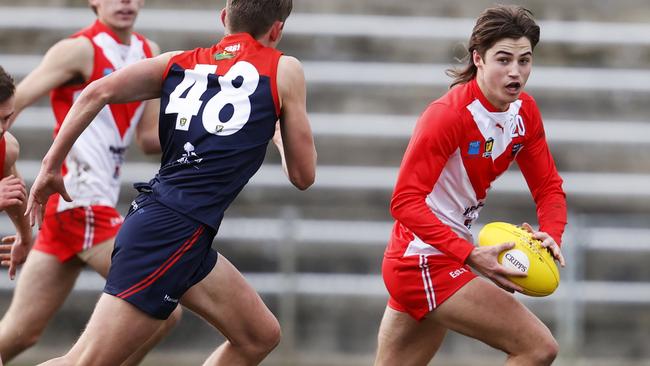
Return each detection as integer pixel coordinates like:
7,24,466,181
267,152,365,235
449,267,468,279
164,294,179,303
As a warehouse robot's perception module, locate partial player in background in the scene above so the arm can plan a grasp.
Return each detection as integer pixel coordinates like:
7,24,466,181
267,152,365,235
0,66,32,282
0,65,33,366
375,5,566,366
28,0,315,365
0,1,182,365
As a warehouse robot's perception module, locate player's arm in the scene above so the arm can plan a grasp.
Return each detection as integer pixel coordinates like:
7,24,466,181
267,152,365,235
8,37,93,127
26,52,179,226
516,102,567,265
0,132,32,279
135,40,163,155
390,103,476,263
276,56,316,190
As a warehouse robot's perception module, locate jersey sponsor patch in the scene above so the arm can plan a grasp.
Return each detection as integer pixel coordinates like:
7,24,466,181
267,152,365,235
468,140,480,155
483,137,494,158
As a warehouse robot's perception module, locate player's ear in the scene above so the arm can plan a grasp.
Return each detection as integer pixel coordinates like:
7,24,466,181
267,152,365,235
269,21,284,43
472,50,483,67
220,8,227,28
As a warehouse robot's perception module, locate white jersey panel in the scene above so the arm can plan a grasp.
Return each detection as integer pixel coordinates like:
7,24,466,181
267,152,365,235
58,93,145,211
467,99,523,161
425,148,478,242
93,33,146,69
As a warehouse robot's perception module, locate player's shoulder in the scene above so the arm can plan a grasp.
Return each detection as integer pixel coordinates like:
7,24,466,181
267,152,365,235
518,91,538,108
51,36,94,55
425,83,473,121
517,91,542,120
278,55,304,79
145,39,162,57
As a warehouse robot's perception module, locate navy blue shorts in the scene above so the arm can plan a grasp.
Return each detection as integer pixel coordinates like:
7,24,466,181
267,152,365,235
104,190,218,319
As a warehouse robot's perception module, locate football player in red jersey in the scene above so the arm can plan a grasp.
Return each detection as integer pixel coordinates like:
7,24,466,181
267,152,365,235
0,66,32,282
0,66,33,366
28,0,316,365
0,1,182,365
375,5,566,366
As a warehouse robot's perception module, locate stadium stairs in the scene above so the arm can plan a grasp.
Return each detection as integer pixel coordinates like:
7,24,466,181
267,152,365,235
0,1,649,365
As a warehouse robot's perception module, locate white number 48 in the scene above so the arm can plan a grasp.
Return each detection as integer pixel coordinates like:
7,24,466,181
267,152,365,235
165,61,260,136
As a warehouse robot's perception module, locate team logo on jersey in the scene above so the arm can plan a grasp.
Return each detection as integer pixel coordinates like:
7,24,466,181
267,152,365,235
103,67,114,76
176,142,203,168
468,141,481,155
109,145,127,179
483,138,494,158
214,51,235,60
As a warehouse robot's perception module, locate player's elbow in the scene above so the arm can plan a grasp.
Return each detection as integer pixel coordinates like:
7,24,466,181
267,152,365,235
389,195,410,222
289,170,315,190
84,79,113,106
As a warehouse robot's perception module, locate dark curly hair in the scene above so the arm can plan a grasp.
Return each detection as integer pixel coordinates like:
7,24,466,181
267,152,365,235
0,66,15,103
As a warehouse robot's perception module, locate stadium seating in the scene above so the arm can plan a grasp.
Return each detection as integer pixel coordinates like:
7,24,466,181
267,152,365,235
0,1,649,365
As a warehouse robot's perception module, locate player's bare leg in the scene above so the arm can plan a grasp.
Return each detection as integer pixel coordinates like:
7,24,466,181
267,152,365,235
35,254,279,366
37,294,164,366
81,238,183,366
374,306,447,366
0,251,83,362
430,277,558,365
181,255,281,366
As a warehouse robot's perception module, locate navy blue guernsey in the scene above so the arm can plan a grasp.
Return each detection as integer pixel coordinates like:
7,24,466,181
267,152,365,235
150,33,282,230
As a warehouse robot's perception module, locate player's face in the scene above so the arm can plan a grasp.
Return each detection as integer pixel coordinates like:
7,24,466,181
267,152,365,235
91,0,144,30
0,95,15,137
474,37,533,111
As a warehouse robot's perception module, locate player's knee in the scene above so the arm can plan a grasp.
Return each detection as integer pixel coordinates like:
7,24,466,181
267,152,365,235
256,316,282,353
531,336,559,365
241,316,281,357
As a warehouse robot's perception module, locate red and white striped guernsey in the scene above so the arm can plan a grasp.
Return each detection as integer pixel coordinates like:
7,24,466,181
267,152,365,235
48,20,153,214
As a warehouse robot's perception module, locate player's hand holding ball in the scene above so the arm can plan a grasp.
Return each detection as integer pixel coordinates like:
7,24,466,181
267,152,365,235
477,222,563,296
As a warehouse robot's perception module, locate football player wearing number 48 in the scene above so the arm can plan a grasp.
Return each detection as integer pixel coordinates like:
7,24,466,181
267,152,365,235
27,0,316,365
375,5,567,366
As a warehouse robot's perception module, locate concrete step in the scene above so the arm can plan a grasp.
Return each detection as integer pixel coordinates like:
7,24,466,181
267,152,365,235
5,54,650,120
2,0,649,21
12,109,650,172
11,159,650,220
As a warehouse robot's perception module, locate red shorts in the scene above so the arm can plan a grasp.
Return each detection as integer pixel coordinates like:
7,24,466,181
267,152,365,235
383,254,477,321
33,205,123,262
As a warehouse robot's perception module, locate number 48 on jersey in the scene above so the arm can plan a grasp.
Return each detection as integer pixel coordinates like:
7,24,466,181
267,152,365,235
165,61,260,136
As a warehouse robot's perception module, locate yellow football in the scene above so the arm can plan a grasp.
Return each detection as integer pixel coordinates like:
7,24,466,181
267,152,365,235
478,222,560,297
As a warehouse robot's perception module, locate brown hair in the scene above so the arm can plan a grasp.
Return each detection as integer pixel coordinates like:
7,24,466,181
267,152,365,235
447,5,540,88
227,0,293,39
0,66,15,103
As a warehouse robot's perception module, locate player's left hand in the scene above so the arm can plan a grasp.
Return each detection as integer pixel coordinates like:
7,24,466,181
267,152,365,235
0,234,29,280
522,222,565,267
